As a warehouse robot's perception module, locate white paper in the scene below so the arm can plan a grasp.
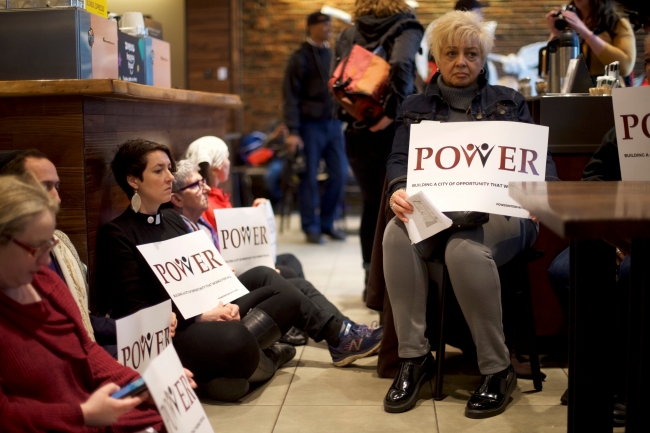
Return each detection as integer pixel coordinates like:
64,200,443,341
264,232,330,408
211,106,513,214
405,191,453,243
214,207,275,274
264,201,277,264
612,87,650,180
116,300,173,373
407,121,548,218
142,345,214,433
137,231,249,320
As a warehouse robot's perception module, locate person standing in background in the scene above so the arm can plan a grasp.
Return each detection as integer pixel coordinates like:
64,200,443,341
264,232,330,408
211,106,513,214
283,12,348,245
334,0,423,293
545,0,636,84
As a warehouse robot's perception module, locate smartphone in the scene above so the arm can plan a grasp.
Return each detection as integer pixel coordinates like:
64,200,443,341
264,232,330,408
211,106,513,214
110,377,148,399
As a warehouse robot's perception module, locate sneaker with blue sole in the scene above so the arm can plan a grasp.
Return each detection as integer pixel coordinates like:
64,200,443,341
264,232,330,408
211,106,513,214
329,320,383,367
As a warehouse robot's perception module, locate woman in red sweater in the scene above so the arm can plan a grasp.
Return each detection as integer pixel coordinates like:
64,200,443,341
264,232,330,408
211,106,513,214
0,174,165,433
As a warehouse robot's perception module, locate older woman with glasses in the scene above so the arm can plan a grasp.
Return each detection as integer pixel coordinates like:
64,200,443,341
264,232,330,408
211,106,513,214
382,11,558,418
0,174,165,432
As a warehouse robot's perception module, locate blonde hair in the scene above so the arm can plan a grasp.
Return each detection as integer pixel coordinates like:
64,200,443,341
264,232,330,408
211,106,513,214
428,11,494,65
0,174,58,246
353,0,411,20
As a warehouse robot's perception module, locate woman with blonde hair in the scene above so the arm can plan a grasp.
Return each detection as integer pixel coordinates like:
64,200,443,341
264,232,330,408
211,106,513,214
382,11,558,418
335,0,424,293
0,174,167,432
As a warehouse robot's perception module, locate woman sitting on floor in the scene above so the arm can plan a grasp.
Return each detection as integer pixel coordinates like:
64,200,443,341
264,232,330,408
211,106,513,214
0,174,171,432
381,11,558,419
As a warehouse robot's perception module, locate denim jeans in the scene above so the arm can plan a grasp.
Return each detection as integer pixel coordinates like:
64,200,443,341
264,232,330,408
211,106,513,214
298,119,347,234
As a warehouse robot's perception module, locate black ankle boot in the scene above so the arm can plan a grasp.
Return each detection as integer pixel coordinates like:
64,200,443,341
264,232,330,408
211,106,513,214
197,377,250,402
280,326,309,346
384,353,434,413
241,308,282,350
465,365,517,419
248,343,297,383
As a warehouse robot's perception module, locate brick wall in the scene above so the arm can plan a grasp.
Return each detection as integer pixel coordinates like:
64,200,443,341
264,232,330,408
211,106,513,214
241,0,648,133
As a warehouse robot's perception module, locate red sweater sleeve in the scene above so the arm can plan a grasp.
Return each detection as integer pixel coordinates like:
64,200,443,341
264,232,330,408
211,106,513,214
0,392,86,432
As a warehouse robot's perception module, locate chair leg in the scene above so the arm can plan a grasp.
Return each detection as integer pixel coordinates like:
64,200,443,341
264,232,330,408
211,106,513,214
521,271,543,391
434,264,449,401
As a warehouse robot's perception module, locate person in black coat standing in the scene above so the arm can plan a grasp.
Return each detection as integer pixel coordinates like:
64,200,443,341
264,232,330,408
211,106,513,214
334,0,423,292
283,12,348,245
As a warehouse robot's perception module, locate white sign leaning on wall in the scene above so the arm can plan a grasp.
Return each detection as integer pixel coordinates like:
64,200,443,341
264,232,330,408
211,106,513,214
407,121,549,219
142,345,214,433
214,206,275,274
116,300,173,374
137,230,249,320
612,86,650,180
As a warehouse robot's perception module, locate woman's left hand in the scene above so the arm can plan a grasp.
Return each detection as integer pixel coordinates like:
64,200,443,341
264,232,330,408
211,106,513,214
562,10,590,37
170,312,178,338
369,116,394,132
252,198,268,207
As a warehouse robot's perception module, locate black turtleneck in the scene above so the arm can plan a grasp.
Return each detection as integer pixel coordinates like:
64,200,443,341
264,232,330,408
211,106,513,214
95,207,190,322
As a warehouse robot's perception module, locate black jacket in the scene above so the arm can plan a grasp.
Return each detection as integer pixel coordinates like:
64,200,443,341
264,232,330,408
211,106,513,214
283,41,334,135
334,13,424,123
581,127,621,181
386,71,560,197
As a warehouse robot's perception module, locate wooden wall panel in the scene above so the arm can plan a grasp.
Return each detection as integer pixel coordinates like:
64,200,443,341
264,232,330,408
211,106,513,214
0,96,87,262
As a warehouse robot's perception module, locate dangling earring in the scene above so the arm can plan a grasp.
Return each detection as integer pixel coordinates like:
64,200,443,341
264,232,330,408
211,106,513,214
131,190,142,213
480,68,486,74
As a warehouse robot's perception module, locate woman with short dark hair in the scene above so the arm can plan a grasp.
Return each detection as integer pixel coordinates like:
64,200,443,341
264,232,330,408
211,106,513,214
96,139,302,402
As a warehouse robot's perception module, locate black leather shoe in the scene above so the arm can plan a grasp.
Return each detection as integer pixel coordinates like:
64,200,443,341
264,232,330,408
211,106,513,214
384,353,434,413
465,365,517,419
322,228,346,241
280,326,309,346
306,232,325,244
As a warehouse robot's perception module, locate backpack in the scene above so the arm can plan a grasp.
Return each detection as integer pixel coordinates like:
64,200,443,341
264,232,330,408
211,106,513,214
329,18,421,126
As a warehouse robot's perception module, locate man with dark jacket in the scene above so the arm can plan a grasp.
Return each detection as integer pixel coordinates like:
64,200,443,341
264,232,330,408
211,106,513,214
283,11,347,244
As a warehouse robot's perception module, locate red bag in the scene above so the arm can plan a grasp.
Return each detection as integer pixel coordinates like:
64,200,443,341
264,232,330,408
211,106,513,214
328,45,390,124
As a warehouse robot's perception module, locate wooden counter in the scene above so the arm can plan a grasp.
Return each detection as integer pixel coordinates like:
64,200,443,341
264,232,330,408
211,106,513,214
0,80,241,308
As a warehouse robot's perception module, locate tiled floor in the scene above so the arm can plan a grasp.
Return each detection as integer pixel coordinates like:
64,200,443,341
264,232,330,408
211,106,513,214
201,215,590,433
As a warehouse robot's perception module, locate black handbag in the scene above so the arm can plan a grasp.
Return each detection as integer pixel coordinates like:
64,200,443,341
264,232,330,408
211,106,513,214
443,211,489,229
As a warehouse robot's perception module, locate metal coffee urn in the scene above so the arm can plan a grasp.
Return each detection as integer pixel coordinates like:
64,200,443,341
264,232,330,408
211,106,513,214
538,28,579,93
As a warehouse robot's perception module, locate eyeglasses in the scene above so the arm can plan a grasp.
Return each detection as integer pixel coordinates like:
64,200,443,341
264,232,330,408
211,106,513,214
179,178,207,192
11,237,59,257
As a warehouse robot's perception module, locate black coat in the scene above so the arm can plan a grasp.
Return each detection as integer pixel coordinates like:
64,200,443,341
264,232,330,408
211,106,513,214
282,42,334,135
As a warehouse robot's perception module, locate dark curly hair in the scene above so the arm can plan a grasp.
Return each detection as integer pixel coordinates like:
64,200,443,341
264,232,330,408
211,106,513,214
572,0,621,38
111,139,176,198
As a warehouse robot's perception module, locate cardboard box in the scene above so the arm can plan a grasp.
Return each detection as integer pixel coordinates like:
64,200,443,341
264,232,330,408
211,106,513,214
144,17,163,40
118,31,149,84
150,38,171,88
0,8,118,80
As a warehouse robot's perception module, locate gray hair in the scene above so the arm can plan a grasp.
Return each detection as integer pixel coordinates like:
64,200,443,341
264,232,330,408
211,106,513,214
172,159,200,193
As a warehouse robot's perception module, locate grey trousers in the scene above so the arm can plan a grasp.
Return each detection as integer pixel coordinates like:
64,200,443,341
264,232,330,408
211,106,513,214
382,215,537,375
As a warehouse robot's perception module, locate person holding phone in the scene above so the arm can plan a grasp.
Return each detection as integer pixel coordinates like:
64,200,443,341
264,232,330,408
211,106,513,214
0,174,167,432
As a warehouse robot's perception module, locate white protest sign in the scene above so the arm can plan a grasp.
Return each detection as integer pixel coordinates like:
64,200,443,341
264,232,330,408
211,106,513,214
264,201,277,264
137,230,249,319
407,121,548,218
405,191,453,243
612,87,650,180
142,345,214,433
116,300,172,373
214,206,275,274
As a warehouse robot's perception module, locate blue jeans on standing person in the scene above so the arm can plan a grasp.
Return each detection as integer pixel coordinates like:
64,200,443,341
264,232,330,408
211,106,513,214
299,119,347,235
264,157,285,204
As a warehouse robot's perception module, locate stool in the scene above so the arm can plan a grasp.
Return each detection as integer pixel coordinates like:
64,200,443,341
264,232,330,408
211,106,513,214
432,248,545,400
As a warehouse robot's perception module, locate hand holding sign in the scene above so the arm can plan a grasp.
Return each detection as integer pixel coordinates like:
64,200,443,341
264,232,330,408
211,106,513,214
137,231,249,319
